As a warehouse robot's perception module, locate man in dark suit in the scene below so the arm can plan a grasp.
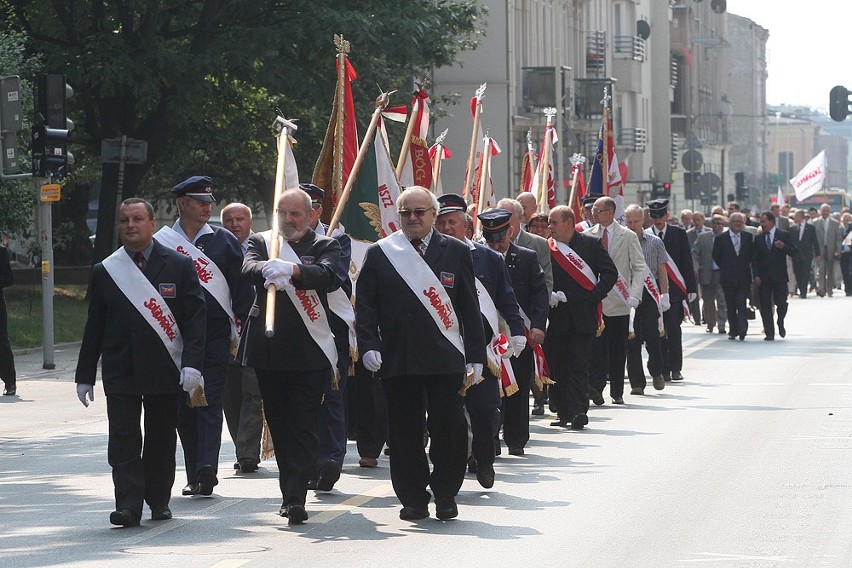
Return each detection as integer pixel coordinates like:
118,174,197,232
712,212,754,341
545,206,616,430
752,211,797,340
482,210,549,455
164,176,251,498
435,197,525,489
790,209,820,298
646,199,697,381
240,189,341,525
356,186,485,521
75,198,207,527
0,244,15,396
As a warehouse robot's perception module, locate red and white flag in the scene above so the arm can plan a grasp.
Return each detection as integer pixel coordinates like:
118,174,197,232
399,87,432,188
463,92,486,201
530,125,558,213
429,141,451,195
790,150,825,201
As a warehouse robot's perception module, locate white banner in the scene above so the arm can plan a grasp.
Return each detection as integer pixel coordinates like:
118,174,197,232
790,150,825,201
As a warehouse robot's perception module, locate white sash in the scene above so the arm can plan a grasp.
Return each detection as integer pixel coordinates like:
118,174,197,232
261,231,339,373
637,266,665,335
102,248,183,370
611,270,632,308
327,288,357,352
552,240,599,286
155,226,237,337
475,276,504,375
377,231,465,357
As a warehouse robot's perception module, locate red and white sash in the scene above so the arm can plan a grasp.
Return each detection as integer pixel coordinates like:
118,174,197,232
377,231,465,357
155,226,237,338
612,270,632,308
548,237,604,332
474,277,518,396
102,248,182,370
664,252,692,322
518,306,552,389
262,231,339,377
634,266,665,336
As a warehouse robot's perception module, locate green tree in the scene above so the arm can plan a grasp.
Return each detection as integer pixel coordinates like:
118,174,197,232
7,0,485,220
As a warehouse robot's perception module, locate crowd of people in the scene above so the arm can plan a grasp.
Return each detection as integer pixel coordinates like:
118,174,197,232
66,177,852,528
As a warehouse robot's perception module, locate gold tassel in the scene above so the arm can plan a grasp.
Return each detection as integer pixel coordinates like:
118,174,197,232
261,403,275,460
503,382,520,397
596,319,606,337
540,374,555,385
187,385,208,408
348,345,358,377
628,331,636,340
486,357,502,377
331,367,340,391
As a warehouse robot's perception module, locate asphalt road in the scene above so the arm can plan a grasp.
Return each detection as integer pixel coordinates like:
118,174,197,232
2,294,851,567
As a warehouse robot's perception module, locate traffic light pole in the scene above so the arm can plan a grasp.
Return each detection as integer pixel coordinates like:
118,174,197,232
37,178,56,370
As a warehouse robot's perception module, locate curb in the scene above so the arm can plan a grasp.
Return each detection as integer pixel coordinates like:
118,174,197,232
12,341,82,357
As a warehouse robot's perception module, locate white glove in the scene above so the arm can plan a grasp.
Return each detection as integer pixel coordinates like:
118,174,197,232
179,367,204,393
511,335,527,357
466,363,484,384
363,350,382,372
263,275,293,290
262,258,295,280
687,292,697,302
660,293,671,312
76,384,94,407
549,291,567,308
628,296,640,309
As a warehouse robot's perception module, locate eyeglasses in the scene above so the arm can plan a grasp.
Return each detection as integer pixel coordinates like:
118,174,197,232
398,207,435,218
592,207,613,214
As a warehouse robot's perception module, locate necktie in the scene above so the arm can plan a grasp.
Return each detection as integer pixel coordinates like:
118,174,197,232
766,233,772,249
601,227,609,251
733,233,740,255
133,251,146,272
411,238,424,257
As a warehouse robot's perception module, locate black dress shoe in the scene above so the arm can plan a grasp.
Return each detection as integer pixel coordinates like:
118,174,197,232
476,463,495,489
286,504,308,525
612,397,625,405
317,460,341,491
778,320,786,338
181,483,200,496
435,497,458,520
151,505,172,521
550,418,569,427
728,334,736,340
306,479,319,490
278,503,289,517
233,461,241,470
531,402,545,416
507,446,525,456
198,465,218,496
764,336,774,341
588,387,605,406
2,384,16,396
569,414,588,430
239,460,259,473
739,334,746,341
109,508,140,527
399,506,429,520
671,371,684,381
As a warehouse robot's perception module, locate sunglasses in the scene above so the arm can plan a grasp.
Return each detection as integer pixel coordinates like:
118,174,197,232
398,207,435,218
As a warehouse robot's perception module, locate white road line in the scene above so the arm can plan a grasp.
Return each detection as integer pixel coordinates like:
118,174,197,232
209,561,251,568
809,383,852,387
682,337,717,356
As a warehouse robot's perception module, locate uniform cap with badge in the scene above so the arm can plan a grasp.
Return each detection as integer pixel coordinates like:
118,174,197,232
647,198,669,219
171,175,216,202
478,209,512,242
437,193,468,216
583,196,598,209
299,182,325,204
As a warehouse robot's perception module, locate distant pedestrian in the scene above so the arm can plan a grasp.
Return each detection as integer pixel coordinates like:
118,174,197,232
0,244,15,396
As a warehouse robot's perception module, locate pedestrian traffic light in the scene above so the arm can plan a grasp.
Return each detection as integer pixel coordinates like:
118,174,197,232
32,74,74,178
652,182,671,199
830,85,850,122
734,172,746,201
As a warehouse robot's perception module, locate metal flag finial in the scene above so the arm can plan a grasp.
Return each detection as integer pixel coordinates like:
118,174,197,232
475,83,487,100
570,153,586,167
526,128,533,149
334,34,351,55
435,128,448,145
543,107,557,123
600,86,611,108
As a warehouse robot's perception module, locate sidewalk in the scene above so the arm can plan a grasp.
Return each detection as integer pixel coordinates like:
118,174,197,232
11,341,81,382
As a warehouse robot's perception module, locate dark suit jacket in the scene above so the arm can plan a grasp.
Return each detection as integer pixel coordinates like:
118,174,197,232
356,230,486,378
241,228,341,372
712,230,754,289
752,227,797,284
75,241,207,395
547,232,617,336
790,222,820,264
320,224,353,352
504,242,549,332
194,226,253,330
471,241,524,337
657,224,697,302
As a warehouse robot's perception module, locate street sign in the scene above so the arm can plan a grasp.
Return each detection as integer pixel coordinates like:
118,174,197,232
101,137,147,164
39,183,61,202
682,149,703,172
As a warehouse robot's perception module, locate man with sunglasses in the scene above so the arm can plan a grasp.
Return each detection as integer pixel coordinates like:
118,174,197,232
356,186,485,522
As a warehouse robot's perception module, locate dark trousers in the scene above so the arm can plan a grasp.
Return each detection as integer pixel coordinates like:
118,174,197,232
627,300,664,388
757,280,788,338
590,314,629,399
382,373,467,509
793,257,813,298
256,367,327,506
661,300,685,375
0,291,14,388
502,348,533,449
355,362,387,459
841,253,852,295
223,363,263,466
544,332,593,421
723,284,750,338
106,393,182,515
316,352,349,472
178,328,228,483
463,373,501,467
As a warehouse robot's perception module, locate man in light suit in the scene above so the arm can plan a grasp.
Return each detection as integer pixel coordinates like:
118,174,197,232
692,215,727,334
791,209,820,298
586,197,646,405
813,203,844,297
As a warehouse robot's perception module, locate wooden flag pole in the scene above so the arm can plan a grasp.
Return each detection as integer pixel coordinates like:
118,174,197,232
430,128,448,193
333,34,350,197
462,83,487,200
327,90,392,234
265,115,299,338
567,153,586,211
472,136,493,235
535,108,556,212
395,96,419,179
601,87,611,197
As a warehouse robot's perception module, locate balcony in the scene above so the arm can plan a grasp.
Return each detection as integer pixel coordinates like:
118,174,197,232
586,31,607,78
613,36,646,62
619,127,647,153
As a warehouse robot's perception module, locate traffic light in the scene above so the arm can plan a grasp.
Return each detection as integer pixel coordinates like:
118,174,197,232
734,172,746,201
651,182,671,199
830,85,850,122
0,75,23,175
32,74,74,178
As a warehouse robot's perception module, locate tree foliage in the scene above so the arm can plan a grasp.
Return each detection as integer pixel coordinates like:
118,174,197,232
6,0,485,218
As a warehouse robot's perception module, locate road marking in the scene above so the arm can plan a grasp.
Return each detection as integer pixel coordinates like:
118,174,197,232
116,498,243,547
679,552,794,563
308,483,394,525
209,561,251,568
682,337,717,356
809,383,852,387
